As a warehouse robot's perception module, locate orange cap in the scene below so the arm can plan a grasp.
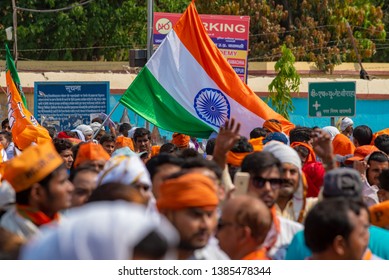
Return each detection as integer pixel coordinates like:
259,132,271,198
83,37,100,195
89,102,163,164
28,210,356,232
157,173,218,211
73,142,110,168
3,142,64,192
115,135,135,151
171,133,190,149
344,145,379,164
370,201,389,228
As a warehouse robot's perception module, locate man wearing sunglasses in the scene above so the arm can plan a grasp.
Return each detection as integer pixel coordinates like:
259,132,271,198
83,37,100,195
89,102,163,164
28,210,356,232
241,151,303,260
263,141,317,223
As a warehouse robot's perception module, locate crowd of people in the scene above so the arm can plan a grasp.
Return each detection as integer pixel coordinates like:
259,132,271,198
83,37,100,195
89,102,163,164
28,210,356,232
1,115,389,260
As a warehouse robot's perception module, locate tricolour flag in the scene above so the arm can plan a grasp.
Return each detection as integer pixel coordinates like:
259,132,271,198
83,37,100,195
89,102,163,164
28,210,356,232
120,1,294,138
5,45,51,150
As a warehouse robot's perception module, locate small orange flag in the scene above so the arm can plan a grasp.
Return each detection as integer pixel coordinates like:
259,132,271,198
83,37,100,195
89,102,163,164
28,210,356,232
5,48,51,150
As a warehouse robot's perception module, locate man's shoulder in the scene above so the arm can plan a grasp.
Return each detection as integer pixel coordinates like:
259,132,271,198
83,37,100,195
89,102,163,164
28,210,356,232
278,216,304,231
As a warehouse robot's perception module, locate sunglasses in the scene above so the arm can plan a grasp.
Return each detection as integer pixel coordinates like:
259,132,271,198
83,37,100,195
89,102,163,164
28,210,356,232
251,177,284,190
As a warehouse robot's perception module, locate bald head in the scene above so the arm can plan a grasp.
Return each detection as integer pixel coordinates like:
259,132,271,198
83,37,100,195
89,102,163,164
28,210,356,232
226,196,272,242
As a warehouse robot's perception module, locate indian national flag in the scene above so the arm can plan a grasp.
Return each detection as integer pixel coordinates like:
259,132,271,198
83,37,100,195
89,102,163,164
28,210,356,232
120,1,294,138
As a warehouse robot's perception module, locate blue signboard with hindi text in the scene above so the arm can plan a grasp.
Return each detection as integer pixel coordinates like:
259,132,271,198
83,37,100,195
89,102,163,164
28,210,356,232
34,82,110,132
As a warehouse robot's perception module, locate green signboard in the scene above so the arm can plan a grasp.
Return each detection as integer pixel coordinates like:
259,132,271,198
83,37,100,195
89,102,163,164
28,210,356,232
308,81,356,117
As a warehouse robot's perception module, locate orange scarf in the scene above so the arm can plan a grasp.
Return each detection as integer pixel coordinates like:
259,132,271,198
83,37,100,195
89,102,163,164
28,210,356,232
264,206,281,253
242,248,269,260
16,204,60,227
290,142,316,164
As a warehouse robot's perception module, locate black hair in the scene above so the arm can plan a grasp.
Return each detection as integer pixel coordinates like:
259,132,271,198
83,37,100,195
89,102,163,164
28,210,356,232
1,118,9,129
182,157,222,180
0,131,12,143
374,134,389,155
146,154,183,180
99,134,116,145
133,128,151,142
378,169,389,192
69,165,99,182
53,138,73,154
133,230,169,259
304,198,368,253
230,136,253,153
119,123,132,133
178,148,202,159
289,126,312,144
205,138,216,155
241,151,281,175
159,143,178,154
353,125,373,146
367,151,388,164
43,126,56,139
250,127,267,139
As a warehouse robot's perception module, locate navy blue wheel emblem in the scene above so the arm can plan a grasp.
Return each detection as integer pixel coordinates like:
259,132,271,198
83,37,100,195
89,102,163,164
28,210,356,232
194,88,230,127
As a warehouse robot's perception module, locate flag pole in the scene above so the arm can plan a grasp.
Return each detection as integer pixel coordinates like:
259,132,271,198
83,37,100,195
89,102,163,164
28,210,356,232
11,0,18,67
92,101,120,140
144,0,154,131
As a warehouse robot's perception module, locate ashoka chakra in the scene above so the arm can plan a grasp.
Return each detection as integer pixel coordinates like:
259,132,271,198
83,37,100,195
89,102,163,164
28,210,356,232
194,88,230,127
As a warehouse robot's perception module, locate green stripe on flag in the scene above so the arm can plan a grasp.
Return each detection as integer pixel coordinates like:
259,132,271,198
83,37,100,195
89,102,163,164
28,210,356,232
120,67,214,138
5,44,28,108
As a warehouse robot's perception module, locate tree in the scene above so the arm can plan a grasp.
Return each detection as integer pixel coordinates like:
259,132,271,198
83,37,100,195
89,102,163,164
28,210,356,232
197,0,386,72
0,0,386,66
268,45,300,120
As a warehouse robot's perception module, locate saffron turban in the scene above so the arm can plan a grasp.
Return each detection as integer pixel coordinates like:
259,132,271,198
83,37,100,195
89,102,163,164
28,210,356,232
370,201,389,229
249,137,264,152
171,133,190,149
115,135,135,151
157,173,218,211
332,133,356,156
226,151,251,167
3,142,64,192
263,120,282,133
73,142,110,168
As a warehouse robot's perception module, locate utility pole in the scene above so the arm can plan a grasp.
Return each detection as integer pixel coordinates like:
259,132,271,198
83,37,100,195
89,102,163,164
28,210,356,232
12,0,18,67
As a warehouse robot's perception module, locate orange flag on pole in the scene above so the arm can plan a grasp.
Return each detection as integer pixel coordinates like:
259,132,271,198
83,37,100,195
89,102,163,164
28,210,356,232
5,45,51,150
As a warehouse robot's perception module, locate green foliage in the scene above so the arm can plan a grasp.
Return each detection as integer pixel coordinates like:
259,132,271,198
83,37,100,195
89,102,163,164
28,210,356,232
0,0,387,64
268,45,300,120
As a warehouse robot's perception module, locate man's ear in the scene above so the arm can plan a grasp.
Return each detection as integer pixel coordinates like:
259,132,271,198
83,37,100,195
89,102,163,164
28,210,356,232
237,225,251,243
333,235,346,256
30,183,46,202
